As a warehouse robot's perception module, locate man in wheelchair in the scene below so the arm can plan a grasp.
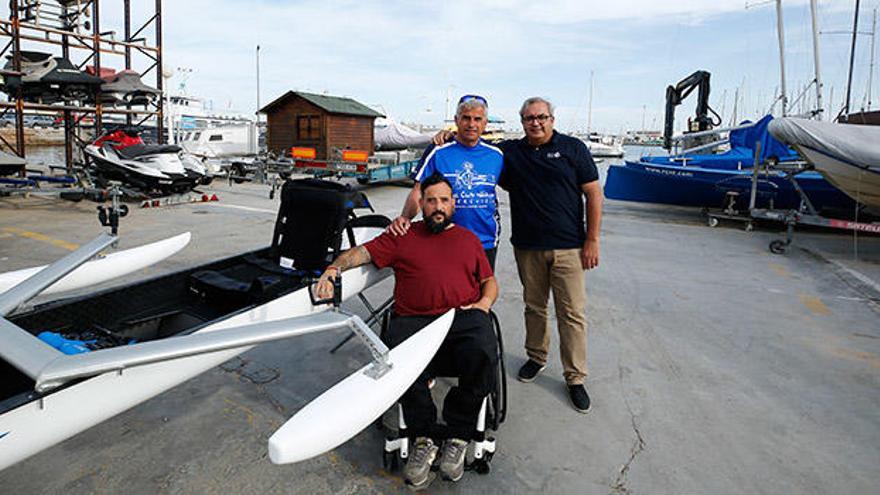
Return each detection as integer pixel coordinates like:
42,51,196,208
315,172,498,488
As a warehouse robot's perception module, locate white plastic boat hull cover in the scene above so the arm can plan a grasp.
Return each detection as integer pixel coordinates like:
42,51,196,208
268,309,455,464
374,117,433,151
0,233,191,296
768,117,880,208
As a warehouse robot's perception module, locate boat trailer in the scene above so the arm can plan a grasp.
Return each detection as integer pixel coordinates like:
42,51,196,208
706,142,880,254
290,147,419,185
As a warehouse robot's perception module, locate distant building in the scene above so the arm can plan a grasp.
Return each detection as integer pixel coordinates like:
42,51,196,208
258,91,384,159
625,130,663,146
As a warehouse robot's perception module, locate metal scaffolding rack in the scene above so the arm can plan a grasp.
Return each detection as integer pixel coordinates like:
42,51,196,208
0,0,164,175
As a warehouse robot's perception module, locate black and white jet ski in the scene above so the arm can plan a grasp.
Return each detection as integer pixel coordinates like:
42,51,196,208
98,69,161,107
3,51,102,103
83,128,211,194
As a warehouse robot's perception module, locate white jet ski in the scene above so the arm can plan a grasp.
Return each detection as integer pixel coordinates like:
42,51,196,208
83,128,211,193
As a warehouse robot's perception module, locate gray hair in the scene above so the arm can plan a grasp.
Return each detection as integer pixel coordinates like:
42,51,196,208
456,98,488,117
519,97,554,117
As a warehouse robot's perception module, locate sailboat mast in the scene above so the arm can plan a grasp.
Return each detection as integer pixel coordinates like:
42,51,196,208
587,70,594,134
256,45,261,121
810,0,824,120
844,0,862,117
867,8,877,110
776,0,788,116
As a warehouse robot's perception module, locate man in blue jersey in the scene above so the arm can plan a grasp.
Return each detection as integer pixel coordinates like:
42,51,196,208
388,94,504,268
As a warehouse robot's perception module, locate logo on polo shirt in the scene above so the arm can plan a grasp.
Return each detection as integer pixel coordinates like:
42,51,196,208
454,162,489,190
547,151,561,159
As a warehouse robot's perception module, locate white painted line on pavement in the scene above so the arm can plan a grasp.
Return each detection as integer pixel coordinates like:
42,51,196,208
827,258,880,295
210,203,276,214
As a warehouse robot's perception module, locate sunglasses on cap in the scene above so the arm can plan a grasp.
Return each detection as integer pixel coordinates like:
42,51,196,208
458,94,488,106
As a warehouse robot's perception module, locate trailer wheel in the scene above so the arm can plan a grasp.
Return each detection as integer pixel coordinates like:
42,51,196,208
769,240,787,255
707,217,719,228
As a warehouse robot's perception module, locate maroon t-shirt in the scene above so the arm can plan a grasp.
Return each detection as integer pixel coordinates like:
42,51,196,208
364,222,493,316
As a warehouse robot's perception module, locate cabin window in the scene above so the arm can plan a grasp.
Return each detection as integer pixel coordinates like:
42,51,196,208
193,132,202,141
297,115,321,139
209,134,223,142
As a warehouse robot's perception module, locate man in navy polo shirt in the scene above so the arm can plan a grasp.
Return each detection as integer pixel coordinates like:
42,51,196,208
499,96,603,414
388,94,504,268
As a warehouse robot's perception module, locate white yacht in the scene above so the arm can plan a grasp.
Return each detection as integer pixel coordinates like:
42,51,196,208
581,133,625,158
167,95,258,158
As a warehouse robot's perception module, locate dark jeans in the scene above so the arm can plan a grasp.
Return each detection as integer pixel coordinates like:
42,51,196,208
384,309,498,440
484,248,497,271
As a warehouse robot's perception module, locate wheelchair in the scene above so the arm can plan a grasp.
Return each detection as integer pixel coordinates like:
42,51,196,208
381,310,507,475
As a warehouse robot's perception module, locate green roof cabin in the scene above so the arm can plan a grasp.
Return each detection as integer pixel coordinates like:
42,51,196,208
259,91,384,160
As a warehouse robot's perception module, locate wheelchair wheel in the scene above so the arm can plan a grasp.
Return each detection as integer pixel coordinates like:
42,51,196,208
382,449,400,471
471,456,492,474
488,311,507,430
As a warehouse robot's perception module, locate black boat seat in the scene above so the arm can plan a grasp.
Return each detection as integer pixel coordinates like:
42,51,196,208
116,144,182,159
187,179,383,310
270,178,372,270
189,269,290,307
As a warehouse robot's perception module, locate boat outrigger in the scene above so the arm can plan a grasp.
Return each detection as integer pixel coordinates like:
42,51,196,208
0,179,453,471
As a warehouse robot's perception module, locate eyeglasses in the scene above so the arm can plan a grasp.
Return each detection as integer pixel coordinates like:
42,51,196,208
458,94,488,106
521,114,552,123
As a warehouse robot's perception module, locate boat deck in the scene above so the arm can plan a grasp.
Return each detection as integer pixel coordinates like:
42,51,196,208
1,177,879,494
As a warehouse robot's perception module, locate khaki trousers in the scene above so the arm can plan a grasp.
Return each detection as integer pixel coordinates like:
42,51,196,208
513,247,588,385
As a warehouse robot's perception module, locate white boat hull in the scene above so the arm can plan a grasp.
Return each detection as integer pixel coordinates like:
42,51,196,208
0,264,390,470
268,310,454,464
584,139,625,158
178,125,258,158
797,146,880,209
0,233,192,296
768,117,880,209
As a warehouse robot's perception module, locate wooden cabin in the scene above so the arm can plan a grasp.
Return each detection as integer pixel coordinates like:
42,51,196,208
259,91,384,159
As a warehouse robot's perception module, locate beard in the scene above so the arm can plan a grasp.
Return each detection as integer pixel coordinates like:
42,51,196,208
424,211,451,234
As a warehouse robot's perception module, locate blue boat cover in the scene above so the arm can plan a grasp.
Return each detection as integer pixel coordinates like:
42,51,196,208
643,115,799,170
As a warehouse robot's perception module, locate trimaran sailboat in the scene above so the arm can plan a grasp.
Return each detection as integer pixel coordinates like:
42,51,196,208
0,181,453,470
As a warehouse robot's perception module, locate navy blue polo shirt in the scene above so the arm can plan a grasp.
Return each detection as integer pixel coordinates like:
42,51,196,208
498,131,598,250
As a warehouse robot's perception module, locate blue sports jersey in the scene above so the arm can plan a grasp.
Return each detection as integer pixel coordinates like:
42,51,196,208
413,140,504,249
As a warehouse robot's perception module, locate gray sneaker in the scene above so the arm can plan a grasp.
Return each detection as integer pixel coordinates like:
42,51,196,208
439,438,468,482
404,437,438,489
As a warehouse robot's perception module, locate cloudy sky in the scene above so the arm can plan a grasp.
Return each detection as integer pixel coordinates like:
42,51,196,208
9,1,877,133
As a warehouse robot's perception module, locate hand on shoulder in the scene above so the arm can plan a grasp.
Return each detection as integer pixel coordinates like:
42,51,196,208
386,215,412,236
432,130,455,146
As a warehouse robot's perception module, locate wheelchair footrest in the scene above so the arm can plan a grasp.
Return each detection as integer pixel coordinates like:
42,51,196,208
384,436,409,459
383,436,409,472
